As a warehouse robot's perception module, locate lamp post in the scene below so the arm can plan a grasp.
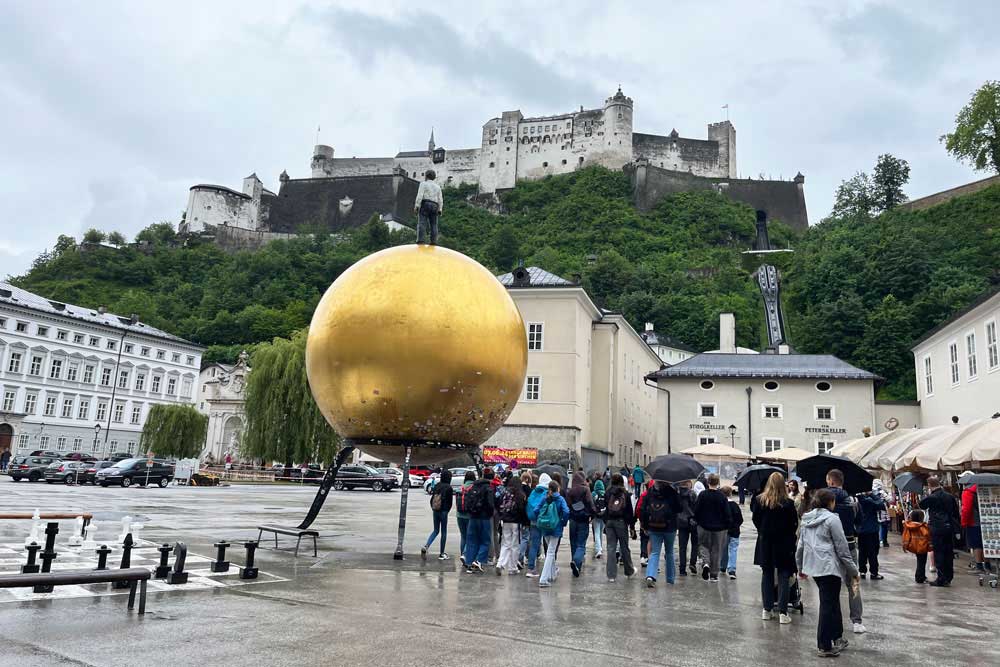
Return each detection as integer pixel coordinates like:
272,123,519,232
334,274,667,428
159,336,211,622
35,422,46,452
92,423,102,456
728,424,737,449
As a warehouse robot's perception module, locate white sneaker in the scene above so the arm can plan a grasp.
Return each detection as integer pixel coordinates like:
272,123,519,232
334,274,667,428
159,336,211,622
640,557,648,567
762,609,774,620
495,564,502,576
437,553,450,561
779,614,792,625
608,577,616,583
853,622,867,634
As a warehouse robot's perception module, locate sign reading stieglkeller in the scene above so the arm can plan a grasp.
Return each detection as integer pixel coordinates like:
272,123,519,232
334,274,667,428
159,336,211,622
979,485,1000,560
689,423,727,430
482,447,538,466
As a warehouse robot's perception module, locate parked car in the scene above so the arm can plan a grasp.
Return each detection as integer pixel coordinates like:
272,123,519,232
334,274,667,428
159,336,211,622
332,465,398,492
96,458,174,488
424,467,475,494
376,467,423,488
43,461,89,484
62,451,98,463
82,460,117,485
7,456,57,482
29,450,61,458
408,466,435,480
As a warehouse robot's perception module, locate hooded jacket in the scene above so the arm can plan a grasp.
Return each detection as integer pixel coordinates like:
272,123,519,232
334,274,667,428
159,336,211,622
919,487,961,535
961,485,979,528
604,484,635,525
639,483,682,533
856,493,886,534
526,473,553,526
566,471,597,520
693,488,731,532
796,508,860,582
829,487,858,539
467,478,496,519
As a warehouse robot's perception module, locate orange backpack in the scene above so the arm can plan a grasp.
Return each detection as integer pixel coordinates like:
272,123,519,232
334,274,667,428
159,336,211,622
902,521,931,555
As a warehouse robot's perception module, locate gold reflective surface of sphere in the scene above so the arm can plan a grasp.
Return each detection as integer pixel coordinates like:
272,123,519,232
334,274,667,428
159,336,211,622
306,245,527,464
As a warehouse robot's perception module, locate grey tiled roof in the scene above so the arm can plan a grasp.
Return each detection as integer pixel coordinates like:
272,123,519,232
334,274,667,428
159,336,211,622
646,353,879,380
496,267,575,287
640,330,697,353
395,150,429,158
0,281,200,347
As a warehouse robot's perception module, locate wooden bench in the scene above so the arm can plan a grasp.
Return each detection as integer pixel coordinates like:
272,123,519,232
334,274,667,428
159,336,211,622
0,567,151,614
0,513,92,536
256,524,319,557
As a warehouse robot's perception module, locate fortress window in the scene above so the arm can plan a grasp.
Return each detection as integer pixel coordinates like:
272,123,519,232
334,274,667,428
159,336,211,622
562,159,567,165
489,162,495,168
543,162,548,168
618,113,623,119
579,157,585,163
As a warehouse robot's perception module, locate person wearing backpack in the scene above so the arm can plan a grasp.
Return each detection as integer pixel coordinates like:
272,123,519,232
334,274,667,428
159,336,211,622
422,469,453,561
463,468,497,573
676,480,699,576
455,470,477,568
524,473,552,578
604,473,636,582
640,479,682,587
566,471,597,577
694,473,731,582
719,485,743,579
496,475,528,575
592,477,607,560
518,471,534,568
533,480,570,588
902,509,932,583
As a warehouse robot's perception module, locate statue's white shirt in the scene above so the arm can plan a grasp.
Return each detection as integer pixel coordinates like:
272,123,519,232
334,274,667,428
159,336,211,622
415,180,444,211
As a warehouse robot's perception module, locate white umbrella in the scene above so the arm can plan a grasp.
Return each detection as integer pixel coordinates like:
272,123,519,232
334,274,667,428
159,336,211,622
896,420,991,471
860,424,952,471
831,429,912,463
939,419,1000,467
759,447,814,462
680,442,749,458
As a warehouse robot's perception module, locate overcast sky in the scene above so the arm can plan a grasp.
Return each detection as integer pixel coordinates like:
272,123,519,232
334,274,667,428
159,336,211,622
2,1,997,277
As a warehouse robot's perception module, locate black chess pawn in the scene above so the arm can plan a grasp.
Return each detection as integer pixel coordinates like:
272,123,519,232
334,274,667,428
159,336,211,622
211,540,230,573
166,542,189,585
94,545,112,571
113,533,134,589
33,522,60,593
155,543,173,578
239,540,259,580
22,542,41,574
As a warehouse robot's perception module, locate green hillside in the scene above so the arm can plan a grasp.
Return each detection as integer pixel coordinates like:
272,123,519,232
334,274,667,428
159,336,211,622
12,167,999,399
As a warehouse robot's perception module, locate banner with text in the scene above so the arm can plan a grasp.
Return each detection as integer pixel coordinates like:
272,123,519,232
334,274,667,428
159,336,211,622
482,447,539,466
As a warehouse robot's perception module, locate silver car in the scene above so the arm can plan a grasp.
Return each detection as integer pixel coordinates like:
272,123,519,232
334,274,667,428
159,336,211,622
424,467,475,494
376,467,423,488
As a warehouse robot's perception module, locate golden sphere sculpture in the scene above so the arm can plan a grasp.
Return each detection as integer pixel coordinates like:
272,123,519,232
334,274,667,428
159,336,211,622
306,244,527,465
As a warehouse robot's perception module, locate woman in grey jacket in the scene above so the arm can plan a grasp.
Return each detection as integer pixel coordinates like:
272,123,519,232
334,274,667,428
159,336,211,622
796,489,861,658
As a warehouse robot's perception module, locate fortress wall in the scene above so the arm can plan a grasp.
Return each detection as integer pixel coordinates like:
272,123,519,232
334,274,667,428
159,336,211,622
633,133,723,177
322,157,395,178
185,187,257,233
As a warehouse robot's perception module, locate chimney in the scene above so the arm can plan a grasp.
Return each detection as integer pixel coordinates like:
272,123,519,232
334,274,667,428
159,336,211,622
778,343,790,355
719,313,736,353
98,306,107,315
645,322,654,332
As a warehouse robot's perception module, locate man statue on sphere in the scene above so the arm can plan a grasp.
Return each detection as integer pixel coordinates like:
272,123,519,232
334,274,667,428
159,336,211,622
414,170,443,245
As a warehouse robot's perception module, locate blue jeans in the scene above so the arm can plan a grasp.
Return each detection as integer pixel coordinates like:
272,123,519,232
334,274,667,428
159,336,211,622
518,525,530,561
879,521,890,544
527,525,542,570
592,518,605,556
720,535,739,573
457,516,469,558
569,519,590,568
463,517,491,566
424,510,448,554
646,530,676,583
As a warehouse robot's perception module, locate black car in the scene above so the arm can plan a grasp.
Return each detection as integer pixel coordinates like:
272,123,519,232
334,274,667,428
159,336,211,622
43,461,89,484
81,460,117,484
332,465,398,492
96,458,174,488
7,456,57,482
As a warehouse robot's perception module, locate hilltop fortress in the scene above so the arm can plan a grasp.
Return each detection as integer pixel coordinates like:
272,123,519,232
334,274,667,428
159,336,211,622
182,88,807,243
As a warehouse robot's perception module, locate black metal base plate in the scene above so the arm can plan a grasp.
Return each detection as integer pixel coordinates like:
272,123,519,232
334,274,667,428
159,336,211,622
210,561,230,573
166,571,189,585
239,567,258,580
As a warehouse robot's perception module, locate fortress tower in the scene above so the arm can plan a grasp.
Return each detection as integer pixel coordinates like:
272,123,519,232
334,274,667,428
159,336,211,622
311,144,335,177
602,86,634,167
707,121,736,178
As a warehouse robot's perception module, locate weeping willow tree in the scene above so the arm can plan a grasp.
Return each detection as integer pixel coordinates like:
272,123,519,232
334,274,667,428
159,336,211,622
241,329,340,467
140,404,208,459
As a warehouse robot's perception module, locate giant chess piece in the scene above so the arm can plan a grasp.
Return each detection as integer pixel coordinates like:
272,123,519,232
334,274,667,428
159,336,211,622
131,522,144,546
25,509,41,547
67,516,84,548
113,534,134,589
33,522,60,593
239,541,259,580
118,516,133,544
211,540,231,573
80,520,99,551
155,543,174,579
166,542,188,585
22,542,41,574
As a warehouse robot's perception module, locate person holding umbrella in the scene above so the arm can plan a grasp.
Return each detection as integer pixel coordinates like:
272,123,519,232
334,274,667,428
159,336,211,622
752,472,800,624
694,473,732,582
640,479,682,588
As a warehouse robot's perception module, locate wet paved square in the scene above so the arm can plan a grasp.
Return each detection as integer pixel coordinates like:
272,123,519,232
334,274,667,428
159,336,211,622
2,478,997,666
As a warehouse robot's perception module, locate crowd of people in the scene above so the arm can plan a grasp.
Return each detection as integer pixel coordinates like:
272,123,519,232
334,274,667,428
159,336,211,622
418,462,987,658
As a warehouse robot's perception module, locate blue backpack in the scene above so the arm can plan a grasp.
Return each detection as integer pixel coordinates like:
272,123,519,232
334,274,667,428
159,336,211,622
537,498,561,533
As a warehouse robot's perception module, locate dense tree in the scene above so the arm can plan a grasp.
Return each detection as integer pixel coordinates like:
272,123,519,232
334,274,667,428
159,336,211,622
135,222,177,245
107,231,127,247
241,330,340,467
140,404,208,459
82,228,106,244
830,172,875,219
941,80,1000,174
871,154,910,212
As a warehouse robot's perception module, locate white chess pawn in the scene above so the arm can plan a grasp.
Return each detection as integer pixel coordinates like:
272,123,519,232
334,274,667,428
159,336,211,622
25,509,41,547
67,516,84,548
131,522,144,546
118,515,132,544
81,520,98,550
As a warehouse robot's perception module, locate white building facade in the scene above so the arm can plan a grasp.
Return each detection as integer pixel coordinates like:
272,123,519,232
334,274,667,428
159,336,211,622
0,282,203,459
484,266,665,471
197,354,249,462
911,289,1000,427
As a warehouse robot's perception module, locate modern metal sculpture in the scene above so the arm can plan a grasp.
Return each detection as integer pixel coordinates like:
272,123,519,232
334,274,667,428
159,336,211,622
745,210,791,347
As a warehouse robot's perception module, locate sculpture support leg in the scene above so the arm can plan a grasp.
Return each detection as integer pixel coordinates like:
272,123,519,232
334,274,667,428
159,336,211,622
297,445,355,530
393,445,413,560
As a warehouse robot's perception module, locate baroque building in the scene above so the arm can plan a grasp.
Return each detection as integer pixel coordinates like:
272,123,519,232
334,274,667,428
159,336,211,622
197,352,249,462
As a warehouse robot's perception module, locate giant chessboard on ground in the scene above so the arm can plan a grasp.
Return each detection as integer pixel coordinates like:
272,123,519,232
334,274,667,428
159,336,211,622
0,539,286,604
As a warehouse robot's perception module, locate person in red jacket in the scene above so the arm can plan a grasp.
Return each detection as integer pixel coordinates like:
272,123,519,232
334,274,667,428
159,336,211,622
961,484,988,572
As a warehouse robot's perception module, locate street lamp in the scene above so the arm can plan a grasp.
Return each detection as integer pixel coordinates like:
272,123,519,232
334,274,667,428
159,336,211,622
93,423,102,457
728,424,737,449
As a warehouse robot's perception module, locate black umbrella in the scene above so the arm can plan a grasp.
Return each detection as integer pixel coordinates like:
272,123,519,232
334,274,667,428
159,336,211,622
645,454,705,483
533,462,568,484
735,464,786,492
892,472,924,494
796,454,873,494
962,472,1000,486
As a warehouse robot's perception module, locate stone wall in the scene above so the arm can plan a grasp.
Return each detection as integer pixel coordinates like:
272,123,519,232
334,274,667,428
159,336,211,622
899,175,1000,211
482,423,580,451
184,186,258,233
202,223,304,252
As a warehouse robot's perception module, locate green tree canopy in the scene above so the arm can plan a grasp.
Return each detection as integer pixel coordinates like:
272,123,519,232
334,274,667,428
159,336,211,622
941,80,1000,174
107,231,127,247
82,228,106,244
242,329,340,466
140,404,208,459
871,154,910,212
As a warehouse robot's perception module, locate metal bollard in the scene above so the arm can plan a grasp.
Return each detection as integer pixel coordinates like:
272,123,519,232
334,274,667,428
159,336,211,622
155,543,173,579
166,542,189,585
239,540,259,580
211,540,230,573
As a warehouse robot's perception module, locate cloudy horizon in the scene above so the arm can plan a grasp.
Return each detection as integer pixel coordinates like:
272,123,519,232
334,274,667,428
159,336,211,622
2,0,997,277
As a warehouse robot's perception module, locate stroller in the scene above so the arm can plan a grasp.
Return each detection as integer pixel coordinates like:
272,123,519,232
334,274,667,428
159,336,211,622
772,574,805,615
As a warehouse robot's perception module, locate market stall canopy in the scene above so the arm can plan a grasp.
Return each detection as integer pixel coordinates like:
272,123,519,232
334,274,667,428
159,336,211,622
680,443,749,458
831,429,913,463
896,420,991,472
940,419,1000,468
759,447,815,462
859,424,952,471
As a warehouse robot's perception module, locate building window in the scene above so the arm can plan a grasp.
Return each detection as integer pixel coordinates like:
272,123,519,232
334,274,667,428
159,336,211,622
816,381,831,392
73,333,84,344
118,370,130,389
2,390,14,411
949,342,960,385
29,355,43,376
0,318,6,329
816,440,836,455
39,435,49,449
44,395,57,417
156,350,165,360
123,343,133,354
698,403,717,418
57,436,67,451
987,320,999,371
7,352,22,373
527,323,544,350
763,404,782,419
37,326,49,337
15,321,29,333
24,393,38,414
83,365,94,384
966,332,978,379
763,437,783,453
166,377,177,395
151,375,162,393
78,398,90,420
131,404,142,425
764,380,780,391
89,336,100,347
135,373,146,391
141,346,150,357
18,434,28,450
73,437,83,450
109,440,118,453
700,380,715,390
67,362,78,382
698,436,718,445
96,401,108,421
172,353,180,363
61,398,73,418
49,358,63,379
186,355,195,366
181,378,193,398
815,406,834,421
56,330,68,341
126,441,136,454
113,403,125,423
525,376,541,401
100,367,112,386
107,340,118,351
